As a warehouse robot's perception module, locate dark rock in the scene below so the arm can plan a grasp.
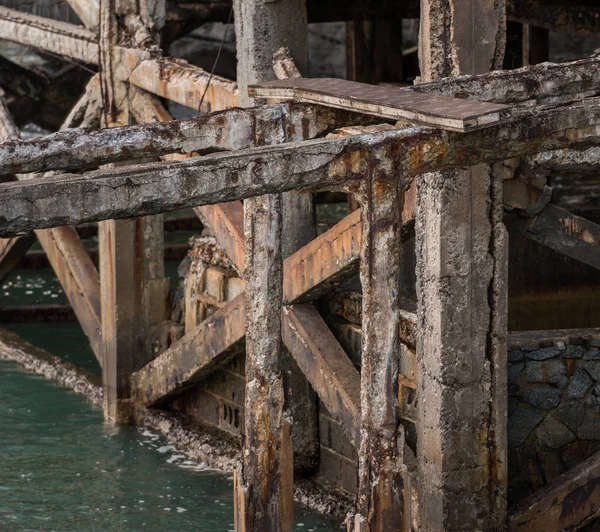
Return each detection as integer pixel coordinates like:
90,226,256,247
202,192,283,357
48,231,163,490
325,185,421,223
521,386,561,410
508,396,519,418
583,348,600,361
589,339,600,348
577,413,600,440
526,359,566,384
564,345,584,359
508,362,524,383
525,347,561,361
508,382,520,397
560,441,589,470
581,361,600,382
508,350,524,363
567,368,593,399
558,400,585,432
507,477,532,507
535,415,576,451
520,343,540,352
508,407,545,447
556,375,569,390
557,342,567,351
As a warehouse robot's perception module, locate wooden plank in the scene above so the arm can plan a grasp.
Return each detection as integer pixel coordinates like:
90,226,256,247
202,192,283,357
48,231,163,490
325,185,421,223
130,294,245,405
129,58,238,113
249,78,512,132
35,227,102,360
0,7,99,65
283,209,361,303
0,102,363,177
512,204,600,271
509,448,600,531
65,0,100,30
282,305,361,447
0,88,19,144
195,202,245,274
4,95,600,235
235,193,292,531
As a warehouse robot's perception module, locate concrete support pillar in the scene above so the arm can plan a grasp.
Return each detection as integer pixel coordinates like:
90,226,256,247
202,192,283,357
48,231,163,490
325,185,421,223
234,194,292,532
233,0,319,476
351,168,409,532
416,0,508,529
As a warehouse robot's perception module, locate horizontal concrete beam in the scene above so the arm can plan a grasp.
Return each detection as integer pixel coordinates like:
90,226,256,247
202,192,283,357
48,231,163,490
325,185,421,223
0,7,99,65
2,96,600,236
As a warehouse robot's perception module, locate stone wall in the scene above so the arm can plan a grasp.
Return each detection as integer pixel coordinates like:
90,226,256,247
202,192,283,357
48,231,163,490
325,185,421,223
508,330,600,506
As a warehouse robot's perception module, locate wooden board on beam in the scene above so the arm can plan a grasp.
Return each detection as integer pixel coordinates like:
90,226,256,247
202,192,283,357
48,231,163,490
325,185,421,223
249,78,512,132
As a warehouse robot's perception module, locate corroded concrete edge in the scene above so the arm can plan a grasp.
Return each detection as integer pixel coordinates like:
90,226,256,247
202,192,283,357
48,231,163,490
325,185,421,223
0,327,102,405
0,327,352,518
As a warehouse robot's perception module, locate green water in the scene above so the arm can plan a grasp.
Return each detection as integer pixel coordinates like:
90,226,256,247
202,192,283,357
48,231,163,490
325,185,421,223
0,270,341,531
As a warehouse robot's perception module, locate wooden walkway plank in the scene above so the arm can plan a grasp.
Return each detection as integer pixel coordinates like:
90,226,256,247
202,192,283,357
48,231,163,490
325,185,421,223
249,78,512,132
130,294,246,406
282,304,361,447
5,95,600,236
512,203,600,271
0,7,99,65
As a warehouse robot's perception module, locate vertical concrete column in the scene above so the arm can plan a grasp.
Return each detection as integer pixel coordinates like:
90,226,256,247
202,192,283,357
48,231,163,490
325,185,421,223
416,0,508,529
234,194,292,532
98,0,167,422
233,0,319,473
351,164,409,532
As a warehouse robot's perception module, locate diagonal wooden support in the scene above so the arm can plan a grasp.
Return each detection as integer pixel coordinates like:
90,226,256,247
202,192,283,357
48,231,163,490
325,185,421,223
282,305,361,447
131,294,245,405
65,0,100,31
511,203,600,271
0,236,36,282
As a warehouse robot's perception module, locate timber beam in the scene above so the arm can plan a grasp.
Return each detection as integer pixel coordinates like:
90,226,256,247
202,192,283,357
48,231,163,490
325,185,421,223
129,58,238,113
509,448,600,531
511,204,600,271
282,305,361,447
131,293,246,406
0,7,99,65
0,102,368,177
4,96,600,236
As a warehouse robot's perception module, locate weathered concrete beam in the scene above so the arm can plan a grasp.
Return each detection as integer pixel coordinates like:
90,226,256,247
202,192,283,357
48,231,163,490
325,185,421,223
235,193,292,531
3,96,600,235
413,55,600,105
282,305,361,447
0,7,99,65
129,58,238,113
507,0,600,37
0,102,365,177
130,293,245,405
511,203,600,271
509,448,600,531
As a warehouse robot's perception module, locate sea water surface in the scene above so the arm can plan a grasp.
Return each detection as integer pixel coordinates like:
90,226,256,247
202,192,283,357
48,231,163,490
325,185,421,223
0,269,341,531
